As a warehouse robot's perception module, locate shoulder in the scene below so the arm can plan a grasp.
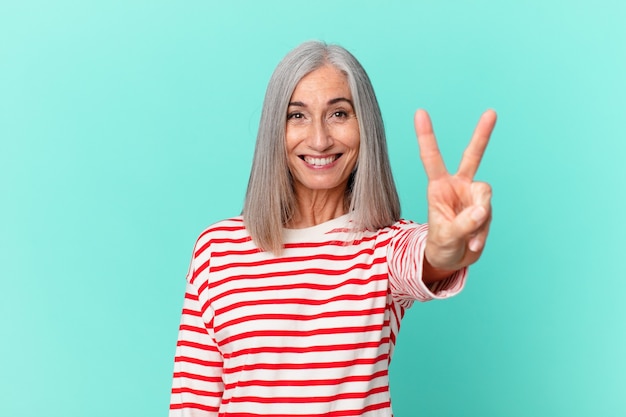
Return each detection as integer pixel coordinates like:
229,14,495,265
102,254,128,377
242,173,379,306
191,216,254,259
187,216,259,284
372,219,429,252
196,216,248,242
377,218,426,236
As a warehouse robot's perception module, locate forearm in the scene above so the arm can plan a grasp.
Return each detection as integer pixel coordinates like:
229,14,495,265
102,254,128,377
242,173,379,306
422,254,459,285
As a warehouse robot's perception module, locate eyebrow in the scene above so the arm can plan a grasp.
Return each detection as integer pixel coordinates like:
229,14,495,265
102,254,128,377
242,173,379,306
288,97,354,108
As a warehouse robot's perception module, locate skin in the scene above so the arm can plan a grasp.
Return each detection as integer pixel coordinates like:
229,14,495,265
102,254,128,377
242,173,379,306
285,65,360,228
284,64,497,283
416,109,497,283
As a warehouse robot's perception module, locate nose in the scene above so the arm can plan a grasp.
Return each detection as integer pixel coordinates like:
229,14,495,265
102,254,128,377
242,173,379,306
305,118,333,152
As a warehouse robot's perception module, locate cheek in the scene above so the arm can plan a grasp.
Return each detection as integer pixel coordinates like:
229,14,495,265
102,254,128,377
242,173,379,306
284,127,298,153
332,122,360,146
345,126,361,151
285,121,308,146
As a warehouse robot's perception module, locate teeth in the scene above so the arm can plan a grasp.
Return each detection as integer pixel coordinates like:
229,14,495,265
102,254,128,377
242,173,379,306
304,155,337,166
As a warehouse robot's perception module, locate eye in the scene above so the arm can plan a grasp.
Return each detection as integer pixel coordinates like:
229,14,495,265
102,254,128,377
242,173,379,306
332,110,348,118
287,112,304,120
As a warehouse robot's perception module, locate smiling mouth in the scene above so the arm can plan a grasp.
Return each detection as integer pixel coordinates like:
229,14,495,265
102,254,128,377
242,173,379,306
301,154,342,166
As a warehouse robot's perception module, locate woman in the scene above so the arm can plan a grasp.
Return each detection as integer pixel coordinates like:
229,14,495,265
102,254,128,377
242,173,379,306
170,41,496,416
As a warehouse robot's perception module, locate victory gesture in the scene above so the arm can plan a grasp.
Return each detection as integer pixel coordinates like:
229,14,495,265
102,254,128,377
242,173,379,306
415,109,497,280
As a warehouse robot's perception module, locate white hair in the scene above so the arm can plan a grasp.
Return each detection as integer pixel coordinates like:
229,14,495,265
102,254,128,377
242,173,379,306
243,41,400,253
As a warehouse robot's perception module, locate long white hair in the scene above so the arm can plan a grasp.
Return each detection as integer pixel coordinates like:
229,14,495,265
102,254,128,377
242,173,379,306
243,41,400,253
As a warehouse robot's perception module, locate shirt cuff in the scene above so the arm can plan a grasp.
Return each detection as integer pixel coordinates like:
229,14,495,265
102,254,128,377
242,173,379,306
417,242,467,300
423,267,467,299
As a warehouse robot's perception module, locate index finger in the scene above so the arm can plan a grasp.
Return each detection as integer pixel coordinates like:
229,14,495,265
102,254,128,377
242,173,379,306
414,109,448,180
457,109,497,179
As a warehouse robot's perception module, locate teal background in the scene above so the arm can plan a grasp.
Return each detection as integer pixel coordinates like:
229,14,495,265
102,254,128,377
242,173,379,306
1,0,624,416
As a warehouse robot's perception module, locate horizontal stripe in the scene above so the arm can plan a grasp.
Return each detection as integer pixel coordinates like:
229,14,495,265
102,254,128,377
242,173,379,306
207,260,388,292
212,290,388,316
209,247,379,273
171,387,222,398
223,353,388,373
216,323,385,346
195,236,252,258
215,307,386,334
176,340,218,351
173,372,222,384
178,324,208,334
223,369,389,390
222,385,389,404
169,402,219,412
220,401,391,417
209,273,387,306
170,215,466,417
224,339,389,360
174,356,222,368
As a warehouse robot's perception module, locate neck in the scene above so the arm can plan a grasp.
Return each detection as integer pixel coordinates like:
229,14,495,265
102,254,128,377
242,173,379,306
287,188,348,229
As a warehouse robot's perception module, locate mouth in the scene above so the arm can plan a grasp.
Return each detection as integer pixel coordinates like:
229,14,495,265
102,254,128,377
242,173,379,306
300,154,342,167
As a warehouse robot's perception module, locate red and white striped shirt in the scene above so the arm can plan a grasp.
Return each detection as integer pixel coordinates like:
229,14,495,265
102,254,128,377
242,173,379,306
170,214,465,416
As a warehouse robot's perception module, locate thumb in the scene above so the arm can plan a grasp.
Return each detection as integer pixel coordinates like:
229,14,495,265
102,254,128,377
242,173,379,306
453,181,492,236
451,205,488,239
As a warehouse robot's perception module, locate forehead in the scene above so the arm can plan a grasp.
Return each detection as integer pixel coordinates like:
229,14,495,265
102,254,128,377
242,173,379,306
290,65,351,100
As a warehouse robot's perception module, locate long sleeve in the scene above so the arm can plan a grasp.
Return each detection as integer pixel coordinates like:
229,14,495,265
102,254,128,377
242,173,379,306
386,221,466,307
169,280,224,417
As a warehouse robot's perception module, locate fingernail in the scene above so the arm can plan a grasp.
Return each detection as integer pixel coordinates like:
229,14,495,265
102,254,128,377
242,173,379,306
469,238,482,252
471,206,486,222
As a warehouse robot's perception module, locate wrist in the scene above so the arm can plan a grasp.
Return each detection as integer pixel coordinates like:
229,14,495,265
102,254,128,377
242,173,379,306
423,247,459,284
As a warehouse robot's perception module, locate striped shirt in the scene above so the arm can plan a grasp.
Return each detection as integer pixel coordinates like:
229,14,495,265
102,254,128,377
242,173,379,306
170,214,465,417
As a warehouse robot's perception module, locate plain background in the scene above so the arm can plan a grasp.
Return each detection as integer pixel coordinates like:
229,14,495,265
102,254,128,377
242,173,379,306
1,0,625,416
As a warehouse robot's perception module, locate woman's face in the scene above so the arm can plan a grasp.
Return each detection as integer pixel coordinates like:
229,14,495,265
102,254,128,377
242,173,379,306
285,65,360,198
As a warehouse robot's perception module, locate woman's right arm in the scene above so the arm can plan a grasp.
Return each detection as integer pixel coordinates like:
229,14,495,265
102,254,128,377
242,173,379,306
169,281,224,417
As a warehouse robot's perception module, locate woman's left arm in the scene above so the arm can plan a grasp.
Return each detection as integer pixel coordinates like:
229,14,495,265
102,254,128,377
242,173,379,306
413,109,497,284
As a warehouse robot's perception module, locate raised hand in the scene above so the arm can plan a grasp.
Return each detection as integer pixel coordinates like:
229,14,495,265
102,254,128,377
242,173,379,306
414,109,497,279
